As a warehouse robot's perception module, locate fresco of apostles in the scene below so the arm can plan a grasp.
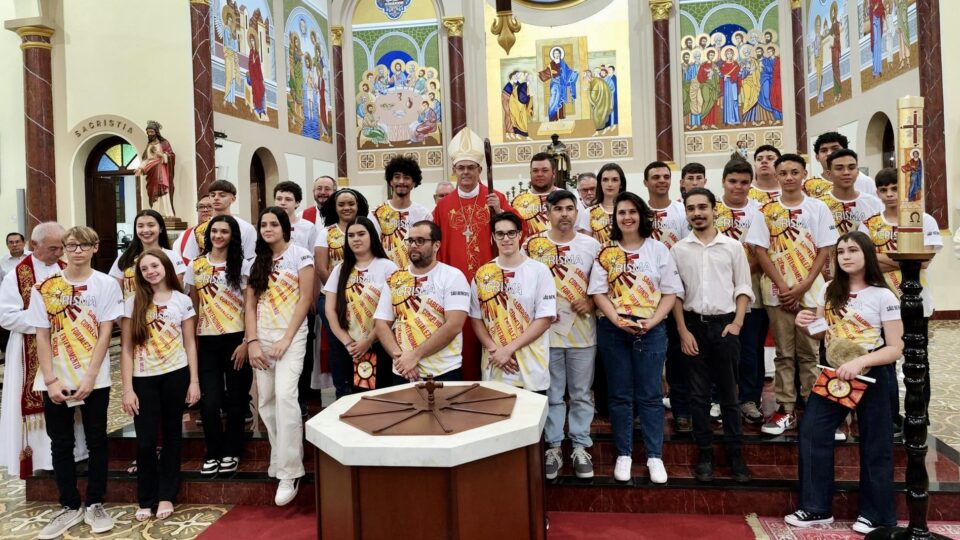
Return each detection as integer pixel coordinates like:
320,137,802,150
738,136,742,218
680,28,783,131
286,12,332,142
356,60,442,149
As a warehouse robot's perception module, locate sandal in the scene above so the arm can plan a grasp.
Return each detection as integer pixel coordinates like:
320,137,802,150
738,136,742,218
126,460,137,475
135,507,152,522
157,502,174,520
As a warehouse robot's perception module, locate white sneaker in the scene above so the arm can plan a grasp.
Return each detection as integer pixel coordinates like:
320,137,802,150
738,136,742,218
662,397,672,409
38,506,84,540
835,430,847,441
710,402,721,421
275,478,300,506
84,503,114,534
852,516,878,534
647,458,668,484
614,456,632,482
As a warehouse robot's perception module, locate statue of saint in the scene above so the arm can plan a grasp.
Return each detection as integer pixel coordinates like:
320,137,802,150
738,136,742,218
135,120,176,217
546,134,571,189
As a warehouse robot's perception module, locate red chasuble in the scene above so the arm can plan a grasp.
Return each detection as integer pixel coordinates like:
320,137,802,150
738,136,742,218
432,185,520,381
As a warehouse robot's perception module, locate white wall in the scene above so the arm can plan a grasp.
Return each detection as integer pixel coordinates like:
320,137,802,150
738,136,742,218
0,1,28,235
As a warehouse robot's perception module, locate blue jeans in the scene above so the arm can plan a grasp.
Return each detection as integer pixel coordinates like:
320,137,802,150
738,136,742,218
664,315,690,419
545,346,596,449
598,317,668,458
738,308,769,405
798,365,895,525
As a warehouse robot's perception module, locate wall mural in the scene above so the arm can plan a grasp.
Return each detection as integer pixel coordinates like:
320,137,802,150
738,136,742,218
283,1,332,142
806,0,853,115
352,22,442,149
211,0,279,127
857,0,917,92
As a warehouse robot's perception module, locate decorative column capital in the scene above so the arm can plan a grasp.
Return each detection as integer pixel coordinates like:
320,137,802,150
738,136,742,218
442,16,464,37
649,0,673,21
14,25,54,50
791,0,801,9
190,0,210,5
331,25,343,46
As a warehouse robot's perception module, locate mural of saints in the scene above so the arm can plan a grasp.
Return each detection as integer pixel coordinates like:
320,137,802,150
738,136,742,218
538,47,579,122
284,4,332,142
212,0,278,126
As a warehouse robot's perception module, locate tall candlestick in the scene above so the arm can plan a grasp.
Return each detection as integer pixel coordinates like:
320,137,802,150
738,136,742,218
896,96,924,254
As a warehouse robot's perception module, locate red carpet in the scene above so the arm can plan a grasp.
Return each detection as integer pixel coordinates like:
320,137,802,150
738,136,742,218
547,512,755,539
198,505,314,540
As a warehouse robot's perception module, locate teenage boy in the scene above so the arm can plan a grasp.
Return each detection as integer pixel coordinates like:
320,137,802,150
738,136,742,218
746,154,838,436
672,187,753,483
178,196,214,265
371,156,432,267
29,226,124,539
804,132,877,198
750,144,782,206
679,162,707,199
714,160,768,425
512,153,561,235
274,181,318,251
819,149,883,236
645,160,692,431
525,190,602,480
182,180,257,261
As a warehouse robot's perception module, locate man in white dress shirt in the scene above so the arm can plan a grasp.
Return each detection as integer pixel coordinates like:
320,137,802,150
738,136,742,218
0,232,28,282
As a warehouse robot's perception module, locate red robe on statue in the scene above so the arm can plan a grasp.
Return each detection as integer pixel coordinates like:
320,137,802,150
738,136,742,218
432,185,520,381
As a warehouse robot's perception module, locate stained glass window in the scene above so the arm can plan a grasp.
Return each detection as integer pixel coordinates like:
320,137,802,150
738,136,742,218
96,143,140,172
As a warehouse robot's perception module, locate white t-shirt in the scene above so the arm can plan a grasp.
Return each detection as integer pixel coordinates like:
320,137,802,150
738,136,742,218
123,291,196,377
649,200,689,250
859,212,943,317
256,244,314,330
184,255,253,335
817,192,884,235
181,216,258,262
523,231,601,348
290,217,318,253
588,239,684,319
369,201,433,268
109,247,187,300
374,262,470,378
745,195,839,307
469,257,556,391
26,271,124,391
818,284,901,351
323,258,398,342
856,172,878,198
715,198,764,309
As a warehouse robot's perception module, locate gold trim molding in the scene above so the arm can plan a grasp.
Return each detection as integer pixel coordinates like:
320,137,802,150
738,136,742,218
791,0,802,9
15,25,54,50
649,0,673,21
331,26,343,47
442,16,464,38
337,176,350,187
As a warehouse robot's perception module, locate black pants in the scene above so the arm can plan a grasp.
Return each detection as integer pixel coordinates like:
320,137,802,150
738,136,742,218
683,312,743,450
393,367,463,386
665,315,691,419
329,330,393,394
132,367,189,509
298,312,317,405
44,387,110,509
198,332,252,460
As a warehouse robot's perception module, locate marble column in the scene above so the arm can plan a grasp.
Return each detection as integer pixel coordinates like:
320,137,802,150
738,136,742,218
331,26,347,180
442,17,466,136
917,0,946,227
190,0,215,198
790,0,807,150
13,25,56,232
650,1,674,162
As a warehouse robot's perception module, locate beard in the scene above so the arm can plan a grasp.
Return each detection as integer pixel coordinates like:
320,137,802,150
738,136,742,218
148,135,157,142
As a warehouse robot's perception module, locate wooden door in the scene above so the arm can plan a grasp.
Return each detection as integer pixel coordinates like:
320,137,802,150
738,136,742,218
250,154,266,219
87,175,119,273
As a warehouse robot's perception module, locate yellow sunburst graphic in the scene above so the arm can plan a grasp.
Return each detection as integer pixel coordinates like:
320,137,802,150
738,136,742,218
526,236,557,262
374,204,400,236
474,263,505,304
512,192,542,221
803,177,833,199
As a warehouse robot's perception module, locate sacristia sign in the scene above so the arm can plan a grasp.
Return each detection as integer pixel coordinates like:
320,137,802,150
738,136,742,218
72,117,136,139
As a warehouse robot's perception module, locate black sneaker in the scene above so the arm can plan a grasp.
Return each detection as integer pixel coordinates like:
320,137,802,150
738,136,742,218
694,448,713,482
201,459,219,477
784,509,834,528
729,449,751,484
219,456,239,474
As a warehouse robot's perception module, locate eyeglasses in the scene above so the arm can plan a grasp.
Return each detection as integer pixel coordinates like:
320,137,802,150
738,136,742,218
493,230,520,240
454,164,480,173
403,237,433,246
197,205,213,211
64,243,95,252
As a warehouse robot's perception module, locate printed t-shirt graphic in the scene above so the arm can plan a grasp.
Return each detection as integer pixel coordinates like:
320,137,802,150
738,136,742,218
587,239,683,319
650,200,689,250
802,175,877,200
859,212,942,317
25,271,123,391
109,248,186,300
256,245,314,330
512,192,552,235
818,285,901,351
370,202,431,268
469,258,556,390
185,256,252,335
324,258,398,341
745,195,839,307
715,198,763,308
816,192,883,235
524,231,601,347
748,186,780,206
373,262,470,377
586,205,613,245
123,291,195,376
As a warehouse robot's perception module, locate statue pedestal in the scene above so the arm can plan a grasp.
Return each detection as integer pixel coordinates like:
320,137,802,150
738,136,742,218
306,381,548,540
163,216,187,231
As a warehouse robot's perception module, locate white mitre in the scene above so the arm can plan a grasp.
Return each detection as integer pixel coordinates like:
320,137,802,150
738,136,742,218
448,127,484,165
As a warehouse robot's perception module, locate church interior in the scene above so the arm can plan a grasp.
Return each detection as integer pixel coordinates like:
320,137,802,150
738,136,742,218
2,0,960,538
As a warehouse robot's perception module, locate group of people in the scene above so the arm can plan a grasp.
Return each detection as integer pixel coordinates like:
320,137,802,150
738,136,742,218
0,125,937,538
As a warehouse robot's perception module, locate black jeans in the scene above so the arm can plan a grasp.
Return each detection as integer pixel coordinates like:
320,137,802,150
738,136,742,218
198,332,252,460
298,312,317,405
44,387,110,509
328,330,393,394
132,367,189,509
683,312,743,450
319,295,351,398
393,367,463,386
665,314,691,419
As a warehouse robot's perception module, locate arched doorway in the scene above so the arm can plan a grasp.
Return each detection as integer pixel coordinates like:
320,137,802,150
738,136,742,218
249,147,279,219
865,112,895,175
85,136,140,272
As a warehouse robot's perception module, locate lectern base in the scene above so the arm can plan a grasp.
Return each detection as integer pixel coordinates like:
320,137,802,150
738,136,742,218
314,443,546,540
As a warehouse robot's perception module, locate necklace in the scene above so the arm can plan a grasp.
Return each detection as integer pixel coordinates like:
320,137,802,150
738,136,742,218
457,191,481,243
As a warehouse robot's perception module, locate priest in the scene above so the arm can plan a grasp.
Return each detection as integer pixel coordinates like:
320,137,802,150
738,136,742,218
432,127,520,380
0,222,87,478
